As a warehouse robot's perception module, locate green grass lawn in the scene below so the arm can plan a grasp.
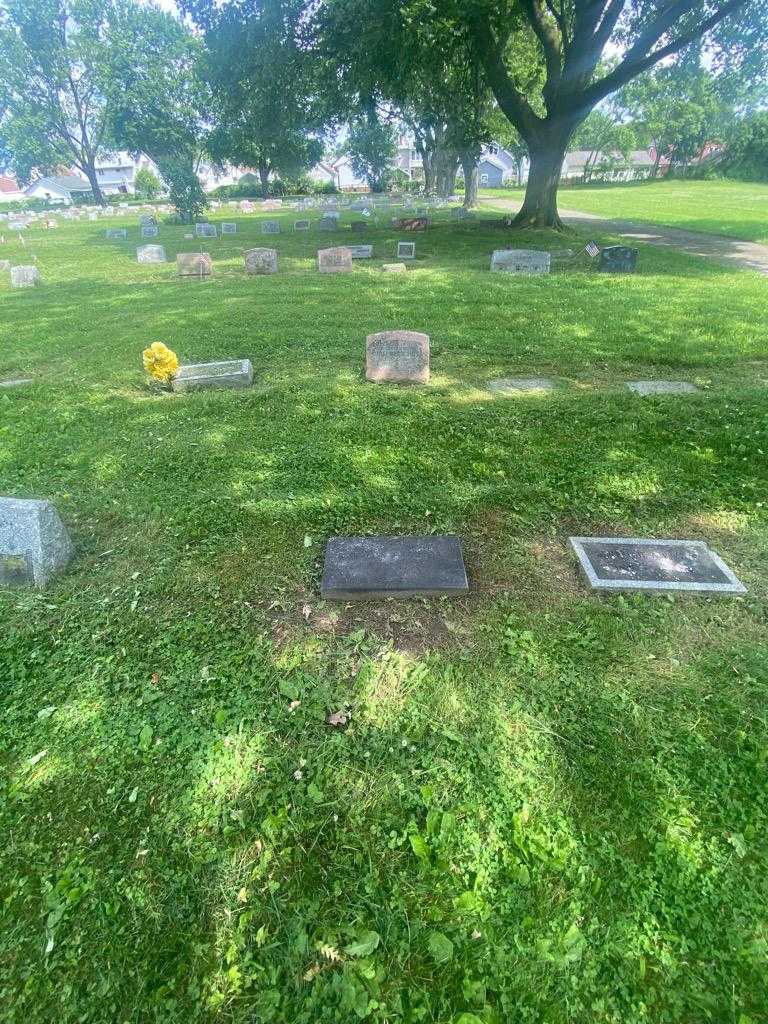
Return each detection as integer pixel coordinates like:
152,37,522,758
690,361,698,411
482,178,768,244
2,207,768,1024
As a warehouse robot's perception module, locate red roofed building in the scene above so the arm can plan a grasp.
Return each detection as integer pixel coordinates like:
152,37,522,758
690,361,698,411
0,175,25,203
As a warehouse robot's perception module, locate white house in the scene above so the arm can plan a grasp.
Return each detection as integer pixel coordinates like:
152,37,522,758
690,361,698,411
24,174,92,204
0,175,25,203
309,156,368,191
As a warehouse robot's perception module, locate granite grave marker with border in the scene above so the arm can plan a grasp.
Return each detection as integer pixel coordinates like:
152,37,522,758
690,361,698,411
366,331,429,384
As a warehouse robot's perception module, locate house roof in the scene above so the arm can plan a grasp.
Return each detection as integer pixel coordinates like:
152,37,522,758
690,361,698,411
479,154,507,172
27,174,91,193
0,175,22,194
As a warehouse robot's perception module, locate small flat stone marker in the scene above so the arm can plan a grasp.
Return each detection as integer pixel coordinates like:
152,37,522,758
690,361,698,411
141,225,159,238
349,244,373,259
177,252,212,277
221,222,237,234
195,222,217,238
491,250,550,274
10,266,39,288
321,535,469,600
106,228,127,240
261,220,280,234
244,248,278,275
382,263,407,273
172,359,253,393
397,242,416,260
137,244,167,264
0,497,73,587
366,331,429,384
627,381,698,396
569,537,746,595
0,260,10,272
294,220,311,231
600,245,638,272
487,378,555,394
0,378,33,389
318,247,353,274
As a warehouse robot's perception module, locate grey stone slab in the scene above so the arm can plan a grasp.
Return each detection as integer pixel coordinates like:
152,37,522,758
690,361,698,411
294,220,311,231
141,225,159,238
600,245,638,272
0,497,73,588
177,252,212,277
487,377,555,395
137,244,167,264
106,228,127,240
351,221,368,232
318,217,338,231
321,535,469,600
261,220,280,234
221,222,237,234
627,380,699,396
195,222,217,238
0,260,10,272
244,248,278,274
382,263,407,273
0,378,33,389
171,359,253,393
491,249,550,274
366,331,429,384
569,537,746,595
349,245,373,259
318,247,353,274
397,242,416,260
10,266,39,288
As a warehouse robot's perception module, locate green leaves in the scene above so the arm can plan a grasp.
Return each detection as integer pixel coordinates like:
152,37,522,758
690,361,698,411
137,724,153,751
427,931,454,964
344,930,380,958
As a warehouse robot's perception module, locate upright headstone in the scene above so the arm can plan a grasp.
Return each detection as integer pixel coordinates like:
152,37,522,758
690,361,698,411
106,228,127,240
318,217,338,232
600,245,638,273
397,217,428,232
141,224,159,239
195,222,217,238
137,244,167,264
349,245,373,259
10,266,39,288
244,248,278,275
366,331,429,384
491,249,550,274
351,221,368,233
261,220,280,235
0,497,73,588
221,222,237,234
397,242,416,260
294,220,311,232
318,247,353,274
177,252,213,277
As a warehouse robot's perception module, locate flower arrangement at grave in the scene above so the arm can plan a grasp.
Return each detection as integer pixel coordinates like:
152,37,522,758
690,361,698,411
142,342,179,386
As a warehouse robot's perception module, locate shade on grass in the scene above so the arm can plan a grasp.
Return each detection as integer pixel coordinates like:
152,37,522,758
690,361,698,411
1,207,767,1024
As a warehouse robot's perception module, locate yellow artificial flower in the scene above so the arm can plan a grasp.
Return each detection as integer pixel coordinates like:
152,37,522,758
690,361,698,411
142,342,179,383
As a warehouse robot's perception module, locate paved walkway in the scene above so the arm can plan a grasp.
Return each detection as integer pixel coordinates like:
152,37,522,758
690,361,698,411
481,197,768,276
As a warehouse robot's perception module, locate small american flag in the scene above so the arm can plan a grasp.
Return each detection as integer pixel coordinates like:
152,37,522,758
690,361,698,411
585,241,600,258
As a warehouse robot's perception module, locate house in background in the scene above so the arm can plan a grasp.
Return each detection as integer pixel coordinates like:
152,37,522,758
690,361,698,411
309,156,368,191
24,174,92,204
561,149,657,182
0,174,25,203
94,152,163,195
477,142,528,187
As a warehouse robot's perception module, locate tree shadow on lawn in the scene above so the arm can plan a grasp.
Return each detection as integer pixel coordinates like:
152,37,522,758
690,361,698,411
3,601,767,1021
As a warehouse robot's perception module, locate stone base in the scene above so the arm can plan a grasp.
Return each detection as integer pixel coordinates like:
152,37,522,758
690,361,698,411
321,536,469,599
172,359,253,392
487,378,554,395
0,497,73,587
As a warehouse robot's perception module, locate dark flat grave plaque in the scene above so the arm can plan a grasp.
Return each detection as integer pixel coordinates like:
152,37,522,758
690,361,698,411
569,537,746,594
599,245,637,272
321,535,469,600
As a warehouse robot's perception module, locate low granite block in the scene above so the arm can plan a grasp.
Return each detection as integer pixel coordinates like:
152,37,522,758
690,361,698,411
244,248,278,275
177,252,212,277
195,222,217,238
221,222,237,234
349,245,373,259
141,225,159,238
10,266,39,288
318,247,353,273
351,221,368,232
318,217,338,231
366,331,429,384
0,378,33,389
261,220,280,234
491,249,550,274
0,497,73,588
321,535,469,600
294,220,311,231
627,381,698,396
397,242,416,260
569,536,746,595
171,359,253,393
137,244,167,264
106,228,127,240
382,263,407,273
600,245,638,272
487,378,555,395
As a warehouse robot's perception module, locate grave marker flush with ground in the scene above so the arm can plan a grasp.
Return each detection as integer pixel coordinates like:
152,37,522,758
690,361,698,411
570,537,746,595
321,536,469,600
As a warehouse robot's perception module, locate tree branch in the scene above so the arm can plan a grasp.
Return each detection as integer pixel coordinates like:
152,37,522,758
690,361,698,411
467,11,541,141
519,0,563,107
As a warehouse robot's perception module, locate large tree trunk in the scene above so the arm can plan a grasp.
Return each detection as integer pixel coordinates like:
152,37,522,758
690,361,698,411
460,151,478,208
258,164,270,198
510,131,570,230
433,147,459,197
82,161,105,206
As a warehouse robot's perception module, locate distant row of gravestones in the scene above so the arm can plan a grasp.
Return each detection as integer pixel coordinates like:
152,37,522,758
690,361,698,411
106,213,437,241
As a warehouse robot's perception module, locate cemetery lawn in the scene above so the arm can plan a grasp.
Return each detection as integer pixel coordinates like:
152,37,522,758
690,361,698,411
2,208,768,1024
483,178,768,243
